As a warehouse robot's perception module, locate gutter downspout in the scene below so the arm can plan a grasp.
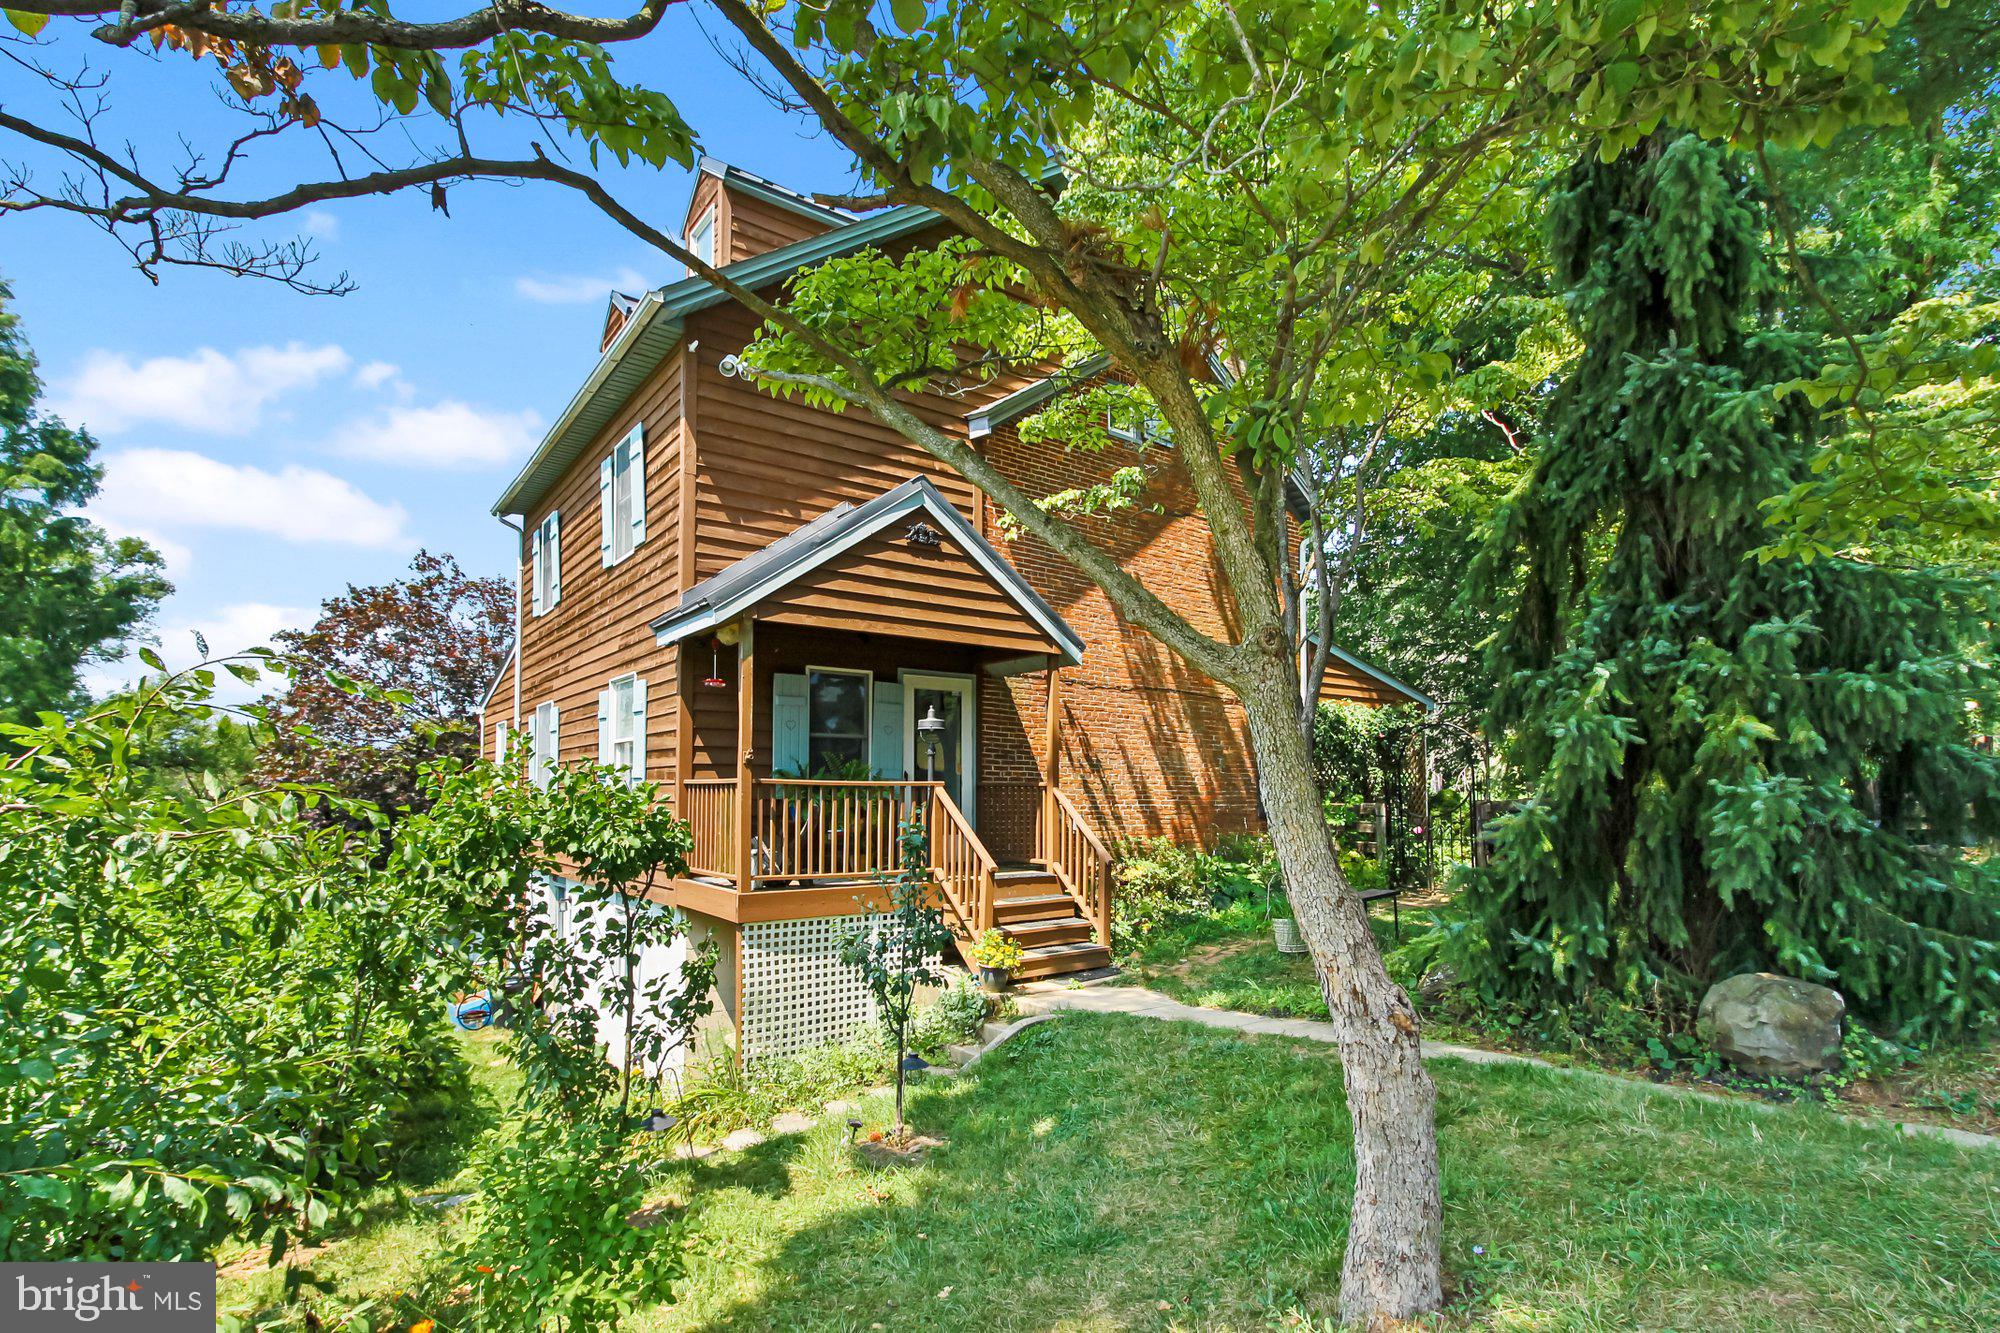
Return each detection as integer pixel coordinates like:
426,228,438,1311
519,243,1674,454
499,514,525,738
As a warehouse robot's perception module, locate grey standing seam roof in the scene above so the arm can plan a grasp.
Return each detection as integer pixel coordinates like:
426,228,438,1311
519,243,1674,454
649,476,1084,665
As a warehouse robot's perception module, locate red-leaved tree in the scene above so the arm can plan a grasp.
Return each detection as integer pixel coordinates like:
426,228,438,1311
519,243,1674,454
258,551,510,824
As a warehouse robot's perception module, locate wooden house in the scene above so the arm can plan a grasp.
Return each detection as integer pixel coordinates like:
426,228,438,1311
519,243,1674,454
482,158,1432,1060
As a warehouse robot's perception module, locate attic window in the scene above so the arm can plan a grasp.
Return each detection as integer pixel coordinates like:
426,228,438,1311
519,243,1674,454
688,208,716,269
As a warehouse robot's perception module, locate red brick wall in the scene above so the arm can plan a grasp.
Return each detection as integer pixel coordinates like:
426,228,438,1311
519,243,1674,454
974,426,1264,851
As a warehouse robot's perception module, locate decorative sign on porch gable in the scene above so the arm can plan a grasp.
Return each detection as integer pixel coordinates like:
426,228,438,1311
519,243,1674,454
902,520,945,550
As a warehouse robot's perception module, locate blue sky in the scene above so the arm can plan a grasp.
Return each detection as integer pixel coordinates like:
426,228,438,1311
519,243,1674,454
3,9,858,697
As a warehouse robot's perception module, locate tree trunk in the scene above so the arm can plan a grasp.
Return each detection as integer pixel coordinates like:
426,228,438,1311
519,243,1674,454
1240,655,1442,1326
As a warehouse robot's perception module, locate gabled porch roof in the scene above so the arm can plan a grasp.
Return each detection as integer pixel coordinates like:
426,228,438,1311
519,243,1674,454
650,476,1085,665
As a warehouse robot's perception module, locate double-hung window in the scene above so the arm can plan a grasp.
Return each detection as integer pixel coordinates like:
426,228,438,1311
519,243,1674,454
598,673,646,783
530,701,560,787
530,511,561,614
599,426,645,566
806,668,870,774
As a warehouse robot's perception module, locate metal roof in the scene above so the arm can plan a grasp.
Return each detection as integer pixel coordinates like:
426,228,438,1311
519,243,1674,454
697,155,854,227
650,475,1085,665
492,202,938,517
967,354,1112,439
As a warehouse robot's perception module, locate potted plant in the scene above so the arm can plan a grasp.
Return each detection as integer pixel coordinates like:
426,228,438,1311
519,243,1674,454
1266,869,1306,954
969,928,1024,993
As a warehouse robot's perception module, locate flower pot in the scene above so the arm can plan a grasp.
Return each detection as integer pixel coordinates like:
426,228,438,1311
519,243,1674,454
979,965,1013,994
1272,918,1306,954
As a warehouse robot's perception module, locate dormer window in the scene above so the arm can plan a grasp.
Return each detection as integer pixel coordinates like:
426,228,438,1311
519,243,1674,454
688,207,716,269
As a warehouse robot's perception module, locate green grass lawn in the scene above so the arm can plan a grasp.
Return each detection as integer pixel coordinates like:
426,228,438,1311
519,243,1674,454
229,1013,2000,1331
1117,898,2000,1138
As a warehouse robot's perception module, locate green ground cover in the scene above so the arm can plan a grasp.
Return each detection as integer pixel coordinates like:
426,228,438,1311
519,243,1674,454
226,1012,1999,1331
1115,897,2000,1138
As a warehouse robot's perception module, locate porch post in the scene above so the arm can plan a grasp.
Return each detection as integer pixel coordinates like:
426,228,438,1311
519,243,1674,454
734,618,756,894
1042,663,1062,863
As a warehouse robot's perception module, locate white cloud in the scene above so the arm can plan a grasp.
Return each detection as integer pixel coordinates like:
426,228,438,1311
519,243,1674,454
300,209,341,241
94,448,409,548
354,360,402,391
513,266,649,305
327,400,542,470
87,601,308,702
54,342,352,435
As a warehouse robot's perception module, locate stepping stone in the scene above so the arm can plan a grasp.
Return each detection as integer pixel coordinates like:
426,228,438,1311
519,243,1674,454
945,1043,982,1066
720,1128,765,1152
413,1191,475,1211
824,1099,853,1117
768,1112,816,1136
980,1022,1011,1043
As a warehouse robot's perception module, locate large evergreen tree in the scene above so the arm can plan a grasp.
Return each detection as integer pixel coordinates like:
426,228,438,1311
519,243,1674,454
1463,134,2000,1036
0,282,169,727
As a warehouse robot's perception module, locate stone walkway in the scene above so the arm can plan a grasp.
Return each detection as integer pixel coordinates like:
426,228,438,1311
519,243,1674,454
1013,981,2000,1152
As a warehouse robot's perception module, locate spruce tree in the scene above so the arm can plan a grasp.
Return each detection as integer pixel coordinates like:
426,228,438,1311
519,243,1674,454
1463,134,2000,1035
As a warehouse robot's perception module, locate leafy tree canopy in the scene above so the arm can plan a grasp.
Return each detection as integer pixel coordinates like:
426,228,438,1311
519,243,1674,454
257,550,510,822
1463,132,2000,1036
0,282,169,728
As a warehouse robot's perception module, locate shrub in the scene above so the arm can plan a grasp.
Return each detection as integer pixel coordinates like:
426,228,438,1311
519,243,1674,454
1112,837,1237,950
449,1115,676,1333
0,661,519,1262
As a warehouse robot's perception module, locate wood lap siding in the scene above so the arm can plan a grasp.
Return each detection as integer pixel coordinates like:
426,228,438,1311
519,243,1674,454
684,173,836,265
755,526,1058,656
725,190,834,261
686,302,981,583
1317,666,1412,707
515,353,686,783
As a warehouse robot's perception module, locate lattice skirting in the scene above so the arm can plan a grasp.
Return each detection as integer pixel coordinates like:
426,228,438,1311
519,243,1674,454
739,913,892,1061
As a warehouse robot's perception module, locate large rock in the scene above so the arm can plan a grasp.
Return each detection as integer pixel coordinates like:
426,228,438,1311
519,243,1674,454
1697,972,1845,1078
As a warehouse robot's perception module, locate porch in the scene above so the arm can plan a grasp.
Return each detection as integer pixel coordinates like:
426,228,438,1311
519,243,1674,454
651,477,1113,979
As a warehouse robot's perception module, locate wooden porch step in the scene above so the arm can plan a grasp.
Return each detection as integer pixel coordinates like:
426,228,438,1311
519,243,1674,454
993,893,1079,924
1015,940,1112,979
992,868,1063,899
1003,916,1096,948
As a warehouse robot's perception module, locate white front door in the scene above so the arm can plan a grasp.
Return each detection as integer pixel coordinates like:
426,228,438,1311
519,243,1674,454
902,672,976,821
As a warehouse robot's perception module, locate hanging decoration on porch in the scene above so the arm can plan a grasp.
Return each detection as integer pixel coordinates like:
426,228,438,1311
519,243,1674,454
902,520,944,549
702,637,727,689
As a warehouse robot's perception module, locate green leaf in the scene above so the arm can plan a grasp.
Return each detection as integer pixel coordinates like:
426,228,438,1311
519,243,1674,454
4,8,49,35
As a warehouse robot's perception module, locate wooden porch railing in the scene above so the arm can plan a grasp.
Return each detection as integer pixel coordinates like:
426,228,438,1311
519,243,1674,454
684,777,737,879
1045,785,1114,947
927,784,996,939
677,775,1110,953
749,779,930,885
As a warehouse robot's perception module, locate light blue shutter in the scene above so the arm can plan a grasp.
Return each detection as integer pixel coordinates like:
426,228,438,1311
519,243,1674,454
599,455,615,566
870,680,904,778
627,427,646,548
771,673,808,776
630,677,648,783
530,526,545,615
546,511,561,604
